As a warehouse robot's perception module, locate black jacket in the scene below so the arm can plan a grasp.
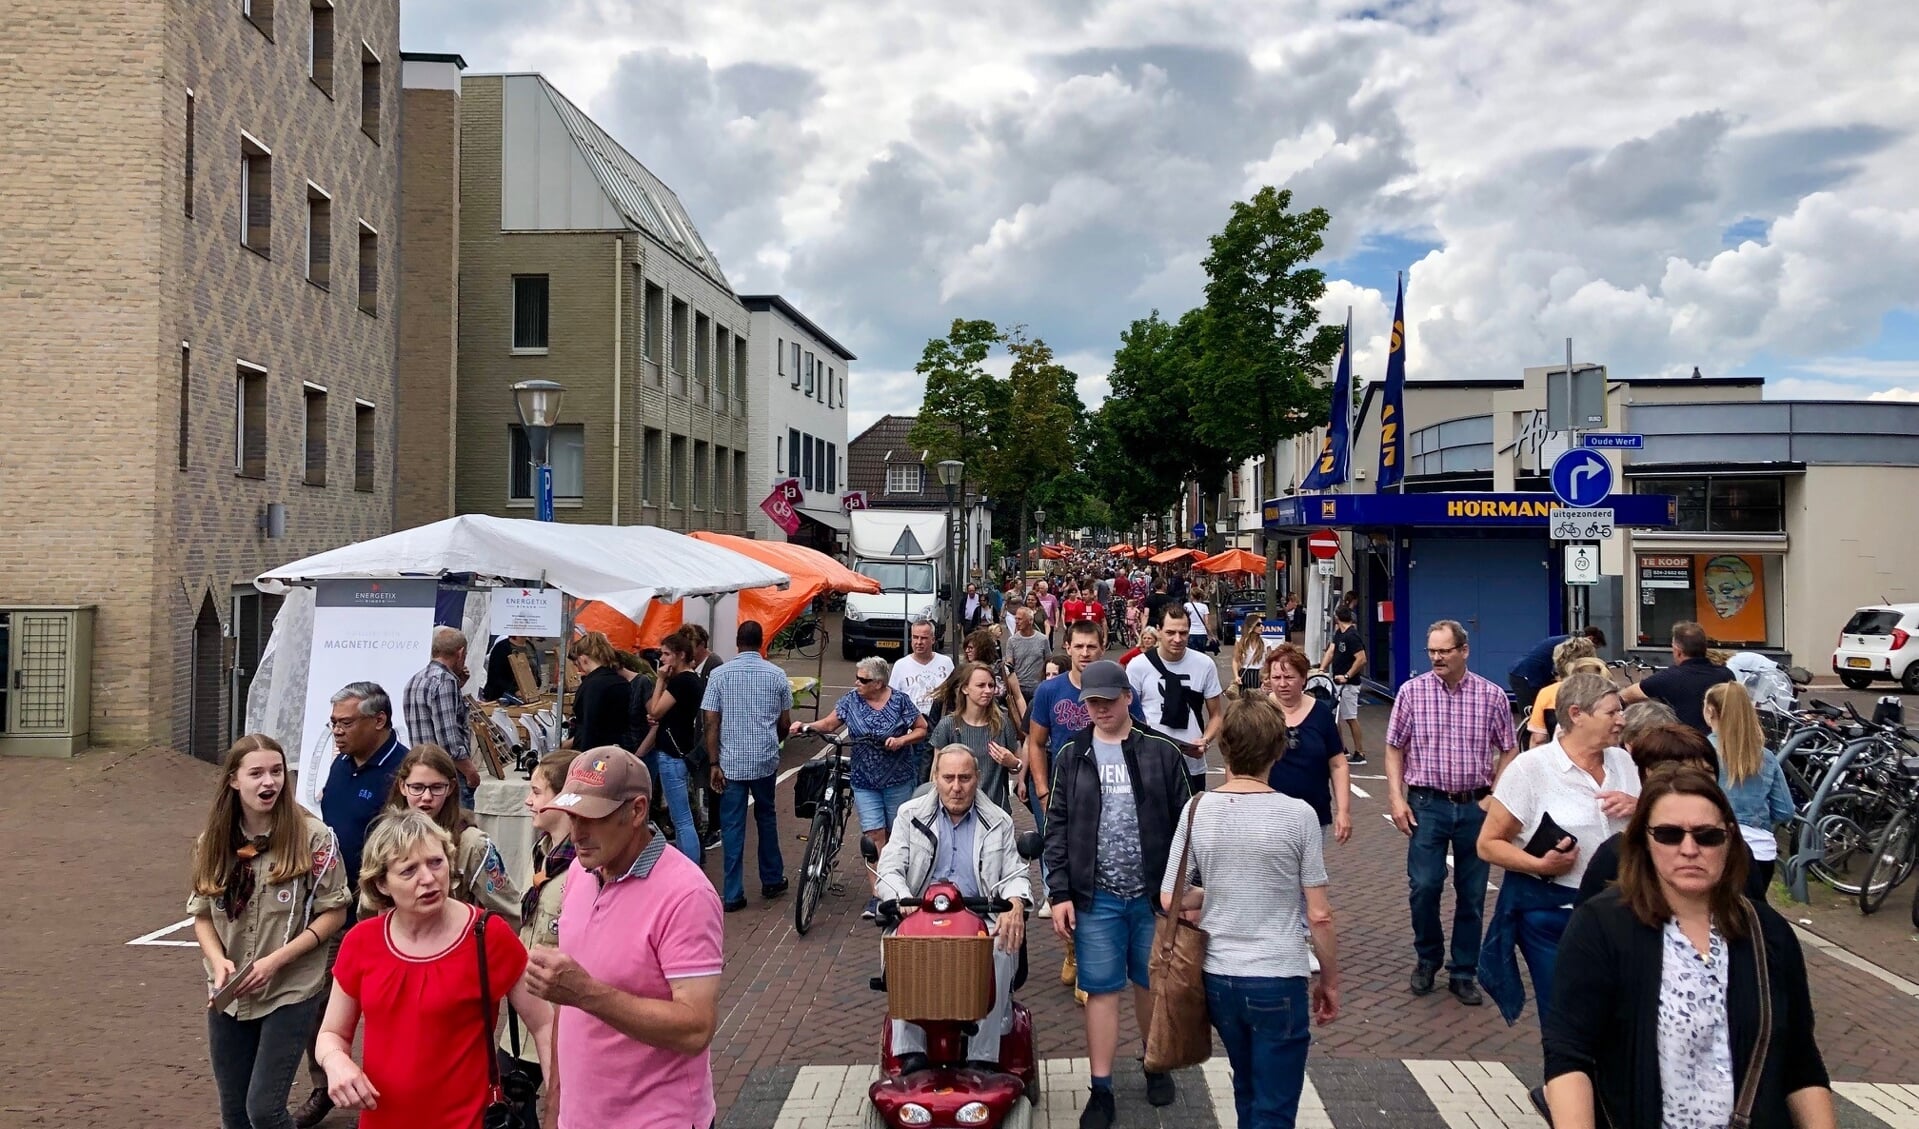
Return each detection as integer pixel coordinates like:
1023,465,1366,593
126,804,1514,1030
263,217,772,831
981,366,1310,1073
1042,724,1191,909
1543,887,1829,1128
570,665,634,752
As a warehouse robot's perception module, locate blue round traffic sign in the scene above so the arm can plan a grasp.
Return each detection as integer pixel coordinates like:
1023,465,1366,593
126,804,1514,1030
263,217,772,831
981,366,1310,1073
1550,448,1614,507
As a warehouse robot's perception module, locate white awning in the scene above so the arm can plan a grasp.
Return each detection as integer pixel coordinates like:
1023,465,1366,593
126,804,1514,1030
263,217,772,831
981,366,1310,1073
798,506,850,532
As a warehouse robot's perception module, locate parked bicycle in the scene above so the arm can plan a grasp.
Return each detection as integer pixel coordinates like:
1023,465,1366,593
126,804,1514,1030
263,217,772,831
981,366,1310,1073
789,728,854,935
1792,702,1919,896
772,611,826,660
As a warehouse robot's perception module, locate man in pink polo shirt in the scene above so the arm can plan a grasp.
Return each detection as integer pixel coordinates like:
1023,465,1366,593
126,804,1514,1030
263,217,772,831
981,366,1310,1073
526,747,724,1129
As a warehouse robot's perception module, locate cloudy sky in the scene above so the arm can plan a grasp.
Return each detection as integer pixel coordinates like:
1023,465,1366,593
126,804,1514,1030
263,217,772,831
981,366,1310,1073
403,0,1919,436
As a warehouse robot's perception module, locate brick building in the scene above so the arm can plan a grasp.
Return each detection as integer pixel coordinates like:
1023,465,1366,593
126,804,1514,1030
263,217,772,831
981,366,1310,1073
396,71,751,532
1,1,403,757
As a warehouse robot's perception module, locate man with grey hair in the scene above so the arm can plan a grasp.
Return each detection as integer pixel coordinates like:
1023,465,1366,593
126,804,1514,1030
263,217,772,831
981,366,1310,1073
404,626,477,802
296,681,407,1126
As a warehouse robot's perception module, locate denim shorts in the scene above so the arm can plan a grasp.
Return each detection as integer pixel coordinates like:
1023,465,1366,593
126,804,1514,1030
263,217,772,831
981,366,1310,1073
1073,889,1157,994
854,782,916,833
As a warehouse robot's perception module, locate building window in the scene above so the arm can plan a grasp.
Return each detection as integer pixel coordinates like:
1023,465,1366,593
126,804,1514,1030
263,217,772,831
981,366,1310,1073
670,298,689,385
734,337,747,408
886,463,923,495
508,424,584,501
790,342,801,389
814,438,827,492
235,364,267,478
309,2,333,94
359,43,381,141
512,275,549,352
827,366,835,409
694,312,711,401
305,184,330,287
802,436,814,491
302,384,327,486
1636,552,1782,650
714,328,730,411
670,434,688,508
804,351,815,397
243,0,274,39
734,450,747,512
643,282,664,365
693,440,709,508
184,91,195,217
240,135,271,256
642,428,663,502
1634,476,1784,534
714,447,730,520
788,427,801,479
778,337,786,378
827,442,837,492
178,345,191,469
356,222,377,315
775,433,783,478
354,401,376,491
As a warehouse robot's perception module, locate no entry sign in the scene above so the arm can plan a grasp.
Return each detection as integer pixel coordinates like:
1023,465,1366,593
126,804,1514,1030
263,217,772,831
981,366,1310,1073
1308,530,1340,560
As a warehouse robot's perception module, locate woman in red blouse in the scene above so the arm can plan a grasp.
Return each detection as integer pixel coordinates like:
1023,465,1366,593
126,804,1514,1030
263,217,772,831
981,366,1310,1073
315,811,554,1128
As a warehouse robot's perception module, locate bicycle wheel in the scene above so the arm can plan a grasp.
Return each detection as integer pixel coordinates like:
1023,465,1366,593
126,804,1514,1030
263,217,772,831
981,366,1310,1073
794,786,838,934
1860,808,1919,914
1806,789,1884,895
796,621,823,660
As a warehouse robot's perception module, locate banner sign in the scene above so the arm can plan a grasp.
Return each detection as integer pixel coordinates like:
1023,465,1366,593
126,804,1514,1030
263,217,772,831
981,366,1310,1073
295,579,437,813
489,586,562,636
1261,491,1677,530
841,490,869,512
760,478,803,536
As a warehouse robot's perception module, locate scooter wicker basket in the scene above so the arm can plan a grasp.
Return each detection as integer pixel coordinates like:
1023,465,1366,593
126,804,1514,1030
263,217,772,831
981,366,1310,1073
883,933,995,1022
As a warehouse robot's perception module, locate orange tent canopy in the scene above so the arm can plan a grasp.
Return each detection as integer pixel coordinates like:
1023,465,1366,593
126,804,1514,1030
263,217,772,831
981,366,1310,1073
1149,546,1203,565
1039,545,1069,560
575,533,879,654
1196,548,1269,575
1107,544,1133,555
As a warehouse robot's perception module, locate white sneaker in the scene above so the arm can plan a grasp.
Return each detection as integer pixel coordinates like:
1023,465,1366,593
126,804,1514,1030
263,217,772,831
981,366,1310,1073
1038,901,1052,919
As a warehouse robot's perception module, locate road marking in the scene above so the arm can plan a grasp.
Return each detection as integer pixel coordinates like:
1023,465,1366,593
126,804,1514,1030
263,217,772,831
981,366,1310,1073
1405,1059,1536,1129
1349,783,1371,799
1351,774,1388,780
1793,924,1919,998
128,917,199,947
1835,1082,1919,1126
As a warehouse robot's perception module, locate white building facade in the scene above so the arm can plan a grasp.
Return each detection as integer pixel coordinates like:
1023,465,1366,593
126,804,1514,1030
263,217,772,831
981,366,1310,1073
742,295,855,551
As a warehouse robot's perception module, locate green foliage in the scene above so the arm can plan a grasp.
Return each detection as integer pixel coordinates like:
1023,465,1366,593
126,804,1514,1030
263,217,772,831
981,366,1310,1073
908,318,1005,462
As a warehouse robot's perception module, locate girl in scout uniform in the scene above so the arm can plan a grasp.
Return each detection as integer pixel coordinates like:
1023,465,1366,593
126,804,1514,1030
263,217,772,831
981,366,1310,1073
495,749,577,1128
362,743,522,925
189,734,350,1129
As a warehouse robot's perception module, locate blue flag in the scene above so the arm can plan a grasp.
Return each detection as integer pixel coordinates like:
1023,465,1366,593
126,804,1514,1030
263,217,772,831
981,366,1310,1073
1377,275,1407,488
1301,312,1352,491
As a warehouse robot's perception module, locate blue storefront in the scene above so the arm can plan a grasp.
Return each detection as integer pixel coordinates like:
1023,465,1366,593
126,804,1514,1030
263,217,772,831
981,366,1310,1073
1263,491,1677,689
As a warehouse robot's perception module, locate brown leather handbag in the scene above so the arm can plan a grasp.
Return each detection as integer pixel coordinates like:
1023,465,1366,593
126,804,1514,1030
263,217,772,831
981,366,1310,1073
1144,794,1212,1072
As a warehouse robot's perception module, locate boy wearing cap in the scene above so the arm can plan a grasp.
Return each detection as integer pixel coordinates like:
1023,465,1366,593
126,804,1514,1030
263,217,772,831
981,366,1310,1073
524,747,724,1129
1043,660,1191,1128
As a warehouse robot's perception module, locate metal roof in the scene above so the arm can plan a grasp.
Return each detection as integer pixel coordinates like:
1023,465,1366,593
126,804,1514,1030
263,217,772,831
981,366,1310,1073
531,77,729,289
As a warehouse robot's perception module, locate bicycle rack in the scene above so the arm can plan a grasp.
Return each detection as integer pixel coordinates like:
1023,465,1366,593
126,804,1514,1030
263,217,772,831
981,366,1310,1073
1783,736,1876,903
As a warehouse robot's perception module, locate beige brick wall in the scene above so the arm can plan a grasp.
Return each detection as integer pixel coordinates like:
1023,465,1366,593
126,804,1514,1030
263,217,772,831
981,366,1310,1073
396,83,461,529
452,76,752,534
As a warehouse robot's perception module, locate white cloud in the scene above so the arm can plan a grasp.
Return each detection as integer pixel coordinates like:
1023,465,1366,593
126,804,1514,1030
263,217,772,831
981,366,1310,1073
401,0,1919,426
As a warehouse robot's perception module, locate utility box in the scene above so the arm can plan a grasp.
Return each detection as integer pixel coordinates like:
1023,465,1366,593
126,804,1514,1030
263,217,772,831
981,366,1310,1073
0,606,94,757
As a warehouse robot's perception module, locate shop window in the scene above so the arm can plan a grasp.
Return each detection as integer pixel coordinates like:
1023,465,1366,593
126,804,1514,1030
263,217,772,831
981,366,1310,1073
1635,476,1783,533
1636,552,1782,650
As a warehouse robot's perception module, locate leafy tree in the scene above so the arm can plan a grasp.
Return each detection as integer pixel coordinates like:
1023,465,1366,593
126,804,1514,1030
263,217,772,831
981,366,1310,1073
907,318,1005,464
1090,310,1234,530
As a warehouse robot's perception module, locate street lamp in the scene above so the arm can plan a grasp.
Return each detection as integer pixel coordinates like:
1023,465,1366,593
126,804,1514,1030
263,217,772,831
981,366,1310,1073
937,459,964,654
512,380,566,522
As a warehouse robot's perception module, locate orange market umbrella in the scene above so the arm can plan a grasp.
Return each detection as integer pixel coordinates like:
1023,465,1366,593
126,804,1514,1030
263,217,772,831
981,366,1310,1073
575,534,879,655
1108,544,1133,555
1196,548,1269,575
1149,546,1202,565
1039,545,1069,561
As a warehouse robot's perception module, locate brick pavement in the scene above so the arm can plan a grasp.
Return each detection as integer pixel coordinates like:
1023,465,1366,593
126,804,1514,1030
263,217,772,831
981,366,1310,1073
8,658,1919,1127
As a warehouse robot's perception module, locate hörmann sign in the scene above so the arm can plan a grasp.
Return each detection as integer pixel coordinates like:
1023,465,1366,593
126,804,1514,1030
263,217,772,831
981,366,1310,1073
1259,491,1676,530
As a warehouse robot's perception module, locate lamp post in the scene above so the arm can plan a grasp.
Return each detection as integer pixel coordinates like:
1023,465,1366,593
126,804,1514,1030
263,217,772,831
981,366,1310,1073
512,380,566,522
937,459,964,655
1031,506,1046,598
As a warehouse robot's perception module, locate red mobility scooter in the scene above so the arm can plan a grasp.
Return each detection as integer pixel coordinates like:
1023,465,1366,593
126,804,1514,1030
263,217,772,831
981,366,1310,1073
861,834,1043,1129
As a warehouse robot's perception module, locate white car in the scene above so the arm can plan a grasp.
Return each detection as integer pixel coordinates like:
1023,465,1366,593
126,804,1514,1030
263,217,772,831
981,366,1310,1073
1832,604,1919,692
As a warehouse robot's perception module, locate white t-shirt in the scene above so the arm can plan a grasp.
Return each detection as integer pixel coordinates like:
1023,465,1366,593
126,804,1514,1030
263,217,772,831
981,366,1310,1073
1125,648,1223,773
1491,739,1641,889
889,653,954,715
1183,600,1212,639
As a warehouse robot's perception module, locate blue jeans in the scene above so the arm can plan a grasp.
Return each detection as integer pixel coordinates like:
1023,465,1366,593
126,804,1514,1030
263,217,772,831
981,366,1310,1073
853,782,916,834
654,753,701,861
1024,782,1049,890
1478,870,1575,1024
1407,787,1490,979
719,775,783,904
1073,890,1156,994
1204,974,1311,1128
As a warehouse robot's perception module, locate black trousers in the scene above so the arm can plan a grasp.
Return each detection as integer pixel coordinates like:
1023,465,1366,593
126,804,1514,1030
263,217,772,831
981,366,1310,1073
210,994,324,1129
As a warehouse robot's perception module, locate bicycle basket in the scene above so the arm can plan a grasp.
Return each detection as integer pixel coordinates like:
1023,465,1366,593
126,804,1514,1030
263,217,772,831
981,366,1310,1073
793,753,836,819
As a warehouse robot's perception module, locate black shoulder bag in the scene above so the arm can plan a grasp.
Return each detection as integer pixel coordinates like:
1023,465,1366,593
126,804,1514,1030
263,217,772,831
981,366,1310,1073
1142,649,1200,731
474,911,521,1129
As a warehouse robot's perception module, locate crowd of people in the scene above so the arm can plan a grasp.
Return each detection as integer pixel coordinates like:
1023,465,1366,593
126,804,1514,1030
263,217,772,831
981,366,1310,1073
186,551,1840,1129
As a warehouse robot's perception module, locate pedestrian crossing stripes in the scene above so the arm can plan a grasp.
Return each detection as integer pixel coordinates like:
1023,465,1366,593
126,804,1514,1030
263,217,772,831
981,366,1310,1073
722,1059,1919,1128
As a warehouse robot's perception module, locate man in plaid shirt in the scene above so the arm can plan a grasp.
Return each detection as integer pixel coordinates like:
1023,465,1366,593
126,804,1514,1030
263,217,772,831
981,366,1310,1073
403,626,477,802
1384,619,1516,1008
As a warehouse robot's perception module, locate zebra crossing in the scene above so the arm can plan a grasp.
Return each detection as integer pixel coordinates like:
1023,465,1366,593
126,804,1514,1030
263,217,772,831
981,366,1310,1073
722,1057,1919,1128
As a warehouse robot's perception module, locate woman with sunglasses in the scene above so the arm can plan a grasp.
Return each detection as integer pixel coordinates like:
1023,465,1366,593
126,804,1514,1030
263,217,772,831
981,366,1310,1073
791,654,927,919
1542,768,1835,1129
367,745,522,926
190,735,351,1129
1474,674,1637,1024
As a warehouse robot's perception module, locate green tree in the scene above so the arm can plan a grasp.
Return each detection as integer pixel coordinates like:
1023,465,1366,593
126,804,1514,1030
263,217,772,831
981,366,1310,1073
990,328,1089,563
1090,310,1234,531
907,318,1005,464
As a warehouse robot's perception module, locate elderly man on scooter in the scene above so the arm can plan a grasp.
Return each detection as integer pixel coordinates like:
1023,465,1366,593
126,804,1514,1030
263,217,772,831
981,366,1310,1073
876,744,1031,1073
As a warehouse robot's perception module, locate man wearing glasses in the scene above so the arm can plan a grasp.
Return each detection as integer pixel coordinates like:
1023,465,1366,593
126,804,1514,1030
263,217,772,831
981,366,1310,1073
297,681,408,1127
1383,620,1516,1009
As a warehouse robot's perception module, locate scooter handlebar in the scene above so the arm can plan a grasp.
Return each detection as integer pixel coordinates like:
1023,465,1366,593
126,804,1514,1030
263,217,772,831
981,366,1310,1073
875,894,1017,926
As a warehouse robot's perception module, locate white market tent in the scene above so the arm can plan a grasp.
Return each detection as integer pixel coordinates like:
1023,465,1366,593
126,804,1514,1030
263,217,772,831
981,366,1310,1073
243,515,790,758
255,513,789,618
